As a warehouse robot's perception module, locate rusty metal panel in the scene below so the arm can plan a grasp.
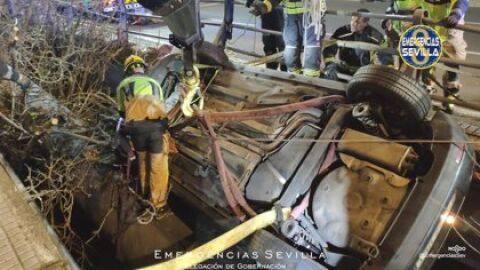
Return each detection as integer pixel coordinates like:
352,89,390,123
338,128,418,176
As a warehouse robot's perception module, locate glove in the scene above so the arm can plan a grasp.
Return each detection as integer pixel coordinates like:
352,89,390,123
445,8,463,27
323,63,338,81
249,0,269,16
381,19,392,31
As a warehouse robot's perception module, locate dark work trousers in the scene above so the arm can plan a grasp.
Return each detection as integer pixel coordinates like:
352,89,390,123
125,120,165,153
261,7,287,71
124,120,169,209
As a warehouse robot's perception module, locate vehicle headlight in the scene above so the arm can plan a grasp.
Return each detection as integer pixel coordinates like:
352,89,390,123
440,212,456,225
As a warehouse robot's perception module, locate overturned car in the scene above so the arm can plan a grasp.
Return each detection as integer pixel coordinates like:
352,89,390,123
147,55,474,269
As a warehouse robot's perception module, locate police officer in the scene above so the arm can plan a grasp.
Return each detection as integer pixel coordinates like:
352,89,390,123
247,0,287,71
250,0,324,77
117,55,170,214
323,9,392,81
421,0,469,112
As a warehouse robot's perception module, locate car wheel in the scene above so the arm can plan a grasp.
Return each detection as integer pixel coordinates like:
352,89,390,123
346,65,431,127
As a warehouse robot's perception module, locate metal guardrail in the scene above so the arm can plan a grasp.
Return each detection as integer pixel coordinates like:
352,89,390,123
49,0,480,70
325,10,480,34
334,40,480,70
200,0,480,8
202,20,282,36
125,30,169,41
52,0,120,22
125,12,163,19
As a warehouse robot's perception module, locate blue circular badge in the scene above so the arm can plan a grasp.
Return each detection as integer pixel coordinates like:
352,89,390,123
399,25,442,69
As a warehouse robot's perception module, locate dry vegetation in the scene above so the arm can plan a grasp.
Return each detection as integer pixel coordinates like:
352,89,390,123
0,1,143,267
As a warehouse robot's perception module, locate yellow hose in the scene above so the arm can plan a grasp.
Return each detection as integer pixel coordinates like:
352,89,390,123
138,207,291,270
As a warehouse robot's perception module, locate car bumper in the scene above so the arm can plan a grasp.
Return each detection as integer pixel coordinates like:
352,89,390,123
371,112,474,269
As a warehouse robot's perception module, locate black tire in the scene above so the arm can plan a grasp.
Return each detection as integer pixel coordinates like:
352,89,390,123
346,65,431,127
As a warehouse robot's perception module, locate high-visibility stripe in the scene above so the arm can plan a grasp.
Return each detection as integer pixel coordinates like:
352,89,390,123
422,0,454,38
285,2,304,8
284,0,305,14
323,57,335,65
394,0,420,12
117,75,165,111
288,68,302,74
303,69,321,77
284,7,305,14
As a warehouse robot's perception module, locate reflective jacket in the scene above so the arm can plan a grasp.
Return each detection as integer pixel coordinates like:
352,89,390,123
392,0,420,14
421,0,469,37
283,0,305,15
422,0,468,21
116,74,165,121
390,0,421,33
266,0,305,15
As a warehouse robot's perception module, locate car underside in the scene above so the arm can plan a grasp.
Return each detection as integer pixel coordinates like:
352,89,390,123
147,54,475,269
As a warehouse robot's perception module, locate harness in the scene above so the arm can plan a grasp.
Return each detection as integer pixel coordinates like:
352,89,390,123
122,77,163,102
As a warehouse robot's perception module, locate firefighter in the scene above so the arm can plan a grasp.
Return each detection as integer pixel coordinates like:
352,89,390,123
421,0,469,112
117,55,170,214
250,0,324,77
246,0,287,71
323,9,392,81
383,0,421,48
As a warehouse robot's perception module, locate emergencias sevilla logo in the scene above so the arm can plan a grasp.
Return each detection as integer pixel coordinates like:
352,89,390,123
399,25,443,69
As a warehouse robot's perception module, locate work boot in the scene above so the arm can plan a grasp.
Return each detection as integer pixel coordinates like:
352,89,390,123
288,67,302,75
303,68,321,78
423,79,436,95
443,92,459,114
442,75,461,114
421,71,436,95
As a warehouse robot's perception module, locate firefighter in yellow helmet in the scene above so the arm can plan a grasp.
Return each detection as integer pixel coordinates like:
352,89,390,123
117,55,171,215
